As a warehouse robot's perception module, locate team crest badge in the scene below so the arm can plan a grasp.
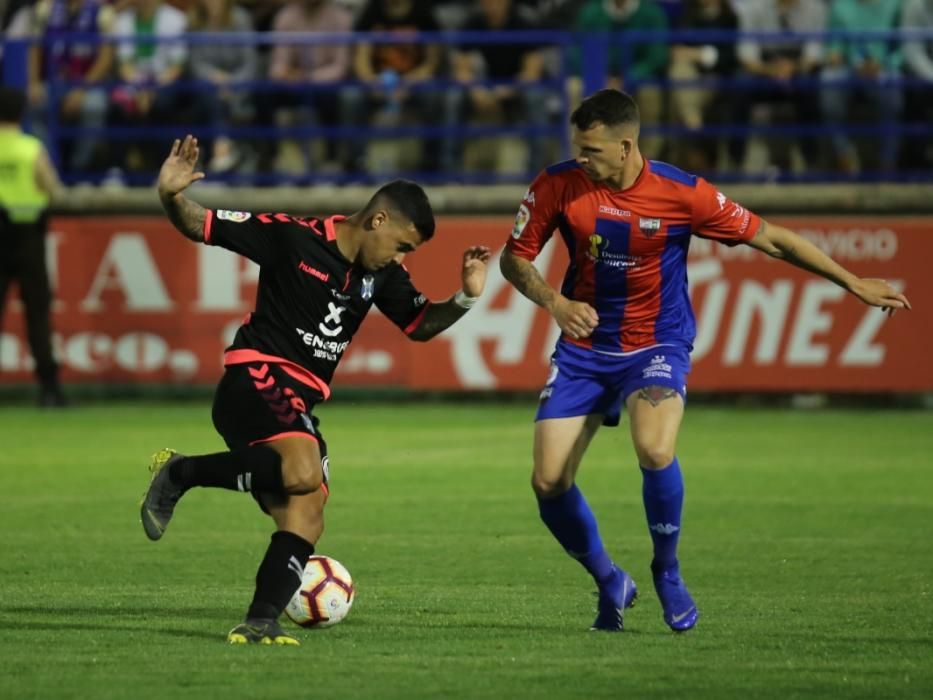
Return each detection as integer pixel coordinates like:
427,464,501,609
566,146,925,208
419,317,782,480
217,210,251,223
639,217,662,237
361,275,375,300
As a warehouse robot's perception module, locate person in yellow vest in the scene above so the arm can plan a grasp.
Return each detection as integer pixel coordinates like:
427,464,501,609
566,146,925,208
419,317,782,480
0,85,67,407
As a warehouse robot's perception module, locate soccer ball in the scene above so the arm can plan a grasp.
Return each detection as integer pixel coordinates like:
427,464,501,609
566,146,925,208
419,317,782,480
285,555,355,628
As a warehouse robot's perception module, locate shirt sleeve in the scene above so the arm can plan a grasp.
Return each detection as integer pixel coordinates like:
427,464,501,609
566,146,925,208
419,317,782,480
504,170,561,261
691,177,761,246
374,264,431,336
203,209,293,266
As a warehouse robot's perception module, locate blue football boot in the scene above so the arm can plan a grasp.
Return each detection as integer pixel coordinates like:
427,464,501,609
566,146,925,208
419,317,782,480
651,561,698,632
590,565,638,631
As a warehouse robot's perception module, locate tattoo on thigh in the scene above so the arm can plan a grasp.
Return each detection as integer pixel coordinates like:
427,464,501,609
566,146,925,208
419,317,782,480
637,386,678,407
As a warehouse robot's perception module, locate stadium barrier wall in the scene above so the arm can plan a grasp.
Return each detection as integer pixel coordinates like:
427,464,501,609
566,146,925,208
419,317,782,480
0,215,930,392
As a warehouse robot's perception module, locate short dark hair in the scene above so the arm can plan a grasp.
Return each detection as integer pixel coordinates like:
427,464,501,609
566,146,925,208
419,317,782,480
0,86,27,123
570,89,640,131
368,179,435,241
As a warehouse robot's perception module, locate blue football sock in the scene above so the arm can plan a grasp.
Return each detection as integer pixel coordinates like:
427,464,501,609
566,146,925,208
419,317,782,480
538,484,614,583
641,458,684,572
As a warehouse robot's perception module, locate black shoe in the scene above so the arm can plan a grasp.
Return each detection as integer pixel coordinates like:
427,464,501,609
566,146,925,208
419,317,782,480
38,386,68,408
227,619,300,646
140,449,187,541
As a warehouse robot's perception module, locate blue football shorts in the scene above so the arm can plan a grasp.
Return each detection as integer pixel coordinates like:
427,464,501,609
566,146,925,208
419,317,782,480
535,340,691,427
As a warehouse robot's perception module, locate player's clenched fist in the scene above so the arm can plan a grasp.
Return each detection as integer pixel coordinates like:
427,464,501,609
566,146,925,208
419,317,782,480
551,296,599,340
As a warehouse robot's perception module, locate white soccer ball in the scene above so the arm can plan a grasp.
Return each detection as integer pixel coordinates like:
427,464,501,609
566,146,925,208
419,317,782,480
285,555,355,628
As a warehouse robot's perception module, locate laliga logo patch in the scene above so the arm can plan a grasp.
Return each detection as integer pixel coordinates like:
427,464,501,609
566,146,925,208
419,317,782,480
512,204,531,239
361,275,375,300
217,209,251,223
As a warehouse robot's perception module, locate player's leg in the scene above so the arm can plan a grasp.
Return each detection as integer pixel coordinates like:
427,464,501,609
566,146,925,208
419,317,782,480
534,414,638,631
624,352,698,631
533,345,638,631
228,466,327,647
141,362,323,540
140,439,288,542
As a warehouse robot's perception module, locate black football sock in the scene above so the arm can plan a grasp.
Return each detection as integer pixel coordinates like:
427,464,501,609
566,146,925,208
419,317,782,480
246,531,315,621
168,445,284,493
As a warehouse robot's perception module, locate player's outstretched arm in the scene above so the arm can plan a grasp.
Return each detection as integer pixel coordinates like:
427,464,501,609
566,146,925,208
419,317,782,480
747,219,912,316
409,246,491,341
500,248,599,339
157,135,207,243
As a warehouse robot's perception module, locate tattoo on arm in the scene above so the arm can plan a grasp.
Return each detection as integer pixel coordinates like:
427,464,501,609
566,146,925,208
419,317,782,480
160,193,206,242
500,249,557,311
408,300,469,341
637,386,678,407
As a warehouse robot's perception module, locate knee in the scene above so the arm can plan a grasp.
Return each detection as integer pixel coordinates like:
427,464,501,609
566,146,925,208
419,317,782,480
636,445,675,470
281,454,323,495
531,471,572,499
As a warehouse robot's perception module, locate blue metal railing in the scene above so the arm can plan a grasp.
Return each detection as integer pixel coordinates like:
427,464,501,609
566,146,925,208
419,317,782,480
3,28,932,185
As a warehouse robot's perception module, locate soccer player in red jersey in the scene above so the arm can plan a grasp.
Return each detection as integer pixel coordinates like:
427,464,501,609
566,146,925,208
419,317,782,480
500,89,911,632
141,135,491,645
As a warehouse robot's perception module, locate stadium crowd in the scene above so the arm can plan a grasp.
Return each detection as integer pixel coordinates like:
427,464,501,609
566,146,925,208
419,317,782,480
1,0,932,182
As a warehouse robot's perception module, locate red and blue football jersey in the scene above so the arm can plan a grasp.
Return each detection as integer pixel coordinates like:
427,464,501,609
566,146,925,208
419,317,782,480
507,159,760,353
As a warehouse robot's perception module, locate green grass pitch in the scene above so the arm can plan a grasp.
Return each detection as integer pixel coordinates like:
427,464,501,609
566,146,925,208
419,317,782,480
1,401,931,699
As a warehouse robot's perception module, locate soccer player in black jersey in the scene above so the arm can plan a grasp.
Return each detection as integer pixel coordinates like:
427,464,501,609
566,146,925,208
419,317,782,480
141,135,492,645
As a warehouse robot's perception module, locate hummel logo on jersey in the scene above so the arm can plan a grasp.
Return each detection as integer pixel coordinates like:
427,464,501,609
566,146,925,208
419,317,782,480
287,555,305,581
319,302,346,337
523,189,536,206
716,191,727,210
361,275,375,300
650,522,680,535
298,260,329,282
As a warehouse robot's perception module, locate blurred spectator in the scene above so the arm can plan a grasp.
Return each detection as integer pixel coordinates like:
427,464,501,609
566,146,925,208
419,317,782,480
186,0,257,173
23,1,116,175
0,86,67,407
236,0,289,32
901,0,933,169
572,0,669,156
343,0,444,173
449,0,551,174
0,0,36,37
820,0,903,174
735,0,826,173
108,0,188,176
667,0,739,171
260,0,353,174
527,0,589,28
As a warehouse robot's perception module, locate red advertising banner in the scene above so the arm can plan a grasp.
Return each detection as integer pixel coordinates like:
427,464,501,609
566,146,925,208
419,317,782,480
1,215,930,391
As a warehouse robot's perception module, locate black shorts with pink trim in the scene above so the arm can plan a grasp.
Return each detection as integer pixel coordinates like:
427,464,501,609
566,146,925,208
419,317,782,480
211,361,330,508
